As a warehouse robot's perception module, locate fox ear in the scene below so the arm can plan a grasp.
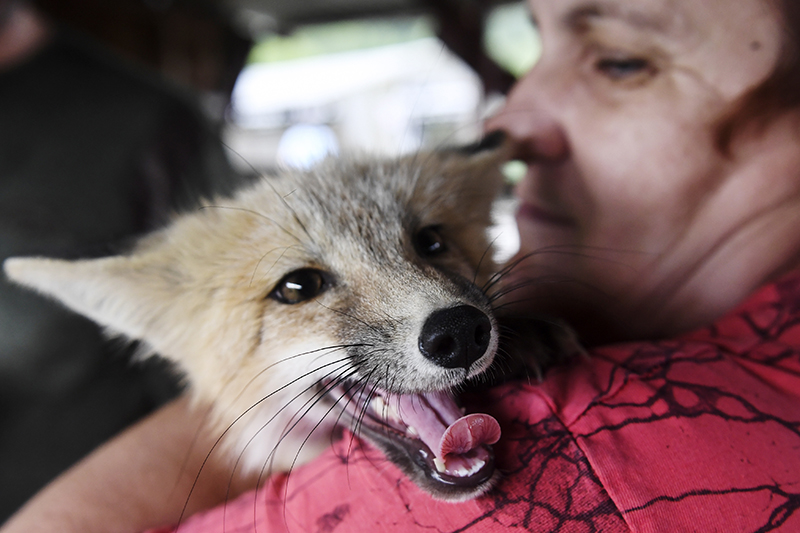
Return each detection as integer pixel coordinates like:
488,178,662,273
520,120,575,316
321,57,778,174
446,131,510,182
431,132,511,203
3,255,179,344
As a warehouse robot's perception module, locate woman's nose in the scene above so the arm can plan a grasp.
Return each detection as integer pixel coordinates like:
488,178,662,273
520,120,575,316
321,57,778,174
484,67,570,163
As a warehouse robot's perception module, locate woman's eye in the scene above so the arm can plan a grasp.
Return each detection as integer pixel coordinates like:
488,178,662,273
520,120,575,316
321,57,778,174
595,56,653,80
270,268,330,304
414,225,447,257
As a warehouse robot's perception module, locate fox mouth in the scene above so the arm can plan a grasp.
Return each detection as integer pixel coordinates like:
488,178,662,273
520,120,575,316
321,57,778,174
329,382,501,500
318,303,502,499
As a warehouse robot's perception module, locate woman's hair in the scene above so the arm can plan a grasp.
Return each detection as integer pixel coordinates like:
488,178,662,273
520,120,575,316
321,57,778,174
716,0,800,151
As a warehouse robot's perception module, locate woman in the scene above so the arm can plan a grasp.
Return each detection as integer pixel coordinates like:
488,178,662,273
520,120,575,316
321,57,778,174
5,0,800,531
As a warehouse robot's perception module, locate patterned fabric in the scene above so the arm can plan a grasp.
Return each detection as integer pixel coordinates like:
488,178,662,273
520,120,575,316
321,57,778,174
150,271,800,532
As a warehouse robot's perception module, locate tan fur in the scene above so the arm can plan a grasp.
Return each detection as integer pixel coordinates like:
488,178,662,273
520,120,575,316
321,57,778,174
3,145,507,491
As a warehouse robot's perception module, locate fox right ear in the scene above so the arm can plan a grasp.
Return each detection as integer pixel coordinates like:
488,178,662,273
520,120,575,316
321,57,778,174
3,254,185,347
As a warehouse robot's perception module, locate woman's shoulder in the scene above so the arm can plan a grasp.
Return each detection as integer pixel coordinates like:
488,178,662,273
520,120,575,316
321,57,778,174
558,268,800,531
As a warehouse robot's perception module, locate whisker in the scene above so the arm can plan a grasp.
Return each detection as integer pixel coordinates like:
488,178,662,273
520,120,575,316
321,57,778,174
473,236,499,286
349,373,390,474
483,244,647,296
243,366,358,527
276,371,363,522
217,144,314,245
486,275,578,304
175,354,354,528
313,300,386,335
249,245,298,288
231,344,369,405
345,367,380,462
221,140,270,181
200,205,305,247
239,364,357,530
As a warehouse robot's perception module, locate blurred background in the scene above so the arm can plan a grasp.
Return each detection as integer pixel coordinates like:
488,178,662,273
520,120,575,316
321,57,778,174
35,0,540,167
0,0,539,521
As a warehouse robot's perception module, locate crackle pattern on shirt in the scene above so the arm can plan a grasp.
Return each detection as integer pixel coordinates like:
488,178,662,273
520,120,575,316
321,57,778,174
150,272,800,533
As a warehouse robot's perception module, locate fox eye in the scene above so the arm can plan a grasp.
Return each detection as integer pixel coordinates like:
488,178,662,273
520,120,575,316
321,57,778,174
270,268,329,304
414,225,447,257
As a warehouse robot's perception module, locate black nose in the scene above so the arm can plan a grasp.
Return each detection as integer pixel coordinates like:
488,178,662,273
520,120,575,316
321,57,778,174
418,305,492,370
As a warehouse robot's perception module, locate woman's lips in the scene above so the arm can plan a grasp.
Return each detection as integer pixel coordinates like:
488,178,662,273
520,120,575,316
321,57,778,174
516,202,575,227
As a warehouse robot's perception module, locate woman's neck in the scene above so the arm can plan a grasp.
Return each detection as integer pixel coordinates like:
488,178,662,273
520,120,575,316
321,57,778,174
633,116,800,338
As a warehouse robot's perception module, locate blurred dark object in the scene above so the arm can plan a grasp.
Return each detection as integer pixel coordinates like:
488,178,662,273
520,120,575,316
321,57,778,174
34,0,251,104
0,4,246,520
426,0,516,94
33,0,515,98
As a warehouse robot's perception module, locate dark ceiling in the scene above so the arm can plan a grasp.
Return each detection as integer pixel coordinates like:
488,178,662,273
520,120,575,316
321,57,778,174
35,0,516,99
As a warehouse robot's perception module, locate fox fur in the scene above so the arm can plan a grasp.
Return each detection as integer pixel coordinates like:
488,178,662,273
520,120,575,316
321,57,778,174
3,137,511,501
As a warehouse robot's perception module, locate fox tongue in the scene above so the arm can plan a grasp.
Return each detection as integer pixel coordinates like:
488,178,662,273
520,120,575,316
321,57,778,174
395,392,500,461
439,413,501,457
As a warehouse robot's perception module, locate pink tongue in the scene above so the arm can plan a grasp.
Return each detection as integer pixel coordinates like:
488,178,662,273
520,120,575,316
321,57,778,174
395,392,500,459
438,413,501,457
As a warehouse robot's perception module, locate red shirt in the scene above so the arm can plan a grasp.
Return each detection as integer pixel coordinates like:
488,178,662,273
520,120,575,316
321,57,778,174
150,271,800,532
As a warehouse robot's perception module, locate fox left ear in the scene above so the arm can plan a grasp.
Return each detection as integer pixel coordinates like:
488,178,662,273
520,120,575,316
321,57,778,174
3,254,183,348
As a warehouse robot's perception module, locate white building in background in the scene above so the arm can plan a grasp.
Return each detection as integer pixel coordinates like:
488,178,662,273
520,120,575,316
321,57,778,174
222,36,519,261
223,37,485,171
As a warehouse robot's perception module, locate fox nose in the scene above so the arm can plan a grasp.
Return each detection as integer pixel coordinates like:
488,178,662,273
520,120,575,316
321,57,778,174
419,305,492,370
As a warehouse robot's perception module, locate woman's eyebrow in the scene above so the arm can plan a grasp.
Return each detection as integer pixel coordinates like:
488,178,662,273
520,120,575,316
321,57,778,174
563,1,672,34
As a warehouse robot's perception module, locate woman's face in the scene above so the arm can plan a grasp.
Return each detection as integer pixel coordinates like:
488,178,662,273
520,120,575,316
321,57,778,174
487,0,791,341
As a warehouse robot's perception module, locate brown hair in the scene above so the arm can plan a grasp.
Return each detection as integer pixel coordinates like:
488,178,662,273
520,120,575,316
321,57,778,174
716,0,800,151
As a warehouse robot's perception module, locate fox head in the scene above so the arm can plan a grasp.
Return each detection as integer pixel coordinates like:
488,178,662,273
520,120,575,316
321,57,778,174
4,136,510,501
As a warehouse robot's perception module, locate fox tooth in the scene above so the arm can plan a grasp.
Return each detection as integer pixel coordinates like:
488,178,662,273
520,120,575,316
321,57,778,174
384,398,401,422
434,457,446,473
371,396,386,417
406,425,418,437
371,396,402,423
468,460,485,475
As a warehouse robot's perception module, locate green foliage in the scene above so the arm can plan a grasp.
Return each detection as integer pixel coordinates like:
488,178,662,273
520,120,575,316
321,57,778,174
247,3,541,79
484,2,541,78
248,17,435,64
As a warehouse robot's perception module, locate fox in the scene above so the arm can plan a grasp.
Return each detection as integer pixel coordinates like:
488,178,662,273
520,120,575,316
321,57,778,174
3,133,524,503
